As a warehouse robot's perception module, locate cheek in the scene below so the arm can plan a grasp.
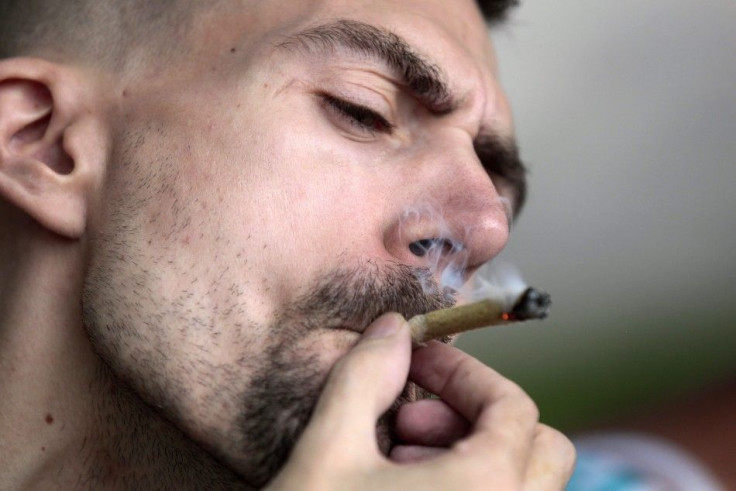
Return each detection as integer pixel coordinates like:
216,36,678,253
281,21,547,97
84,91,390,468
203,107,393,300
86,123,275,374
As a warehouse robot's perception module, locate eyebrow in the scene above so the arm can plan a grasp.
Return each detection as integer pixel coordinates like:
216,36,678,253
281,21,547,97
276,19,455,114
277,19,527,217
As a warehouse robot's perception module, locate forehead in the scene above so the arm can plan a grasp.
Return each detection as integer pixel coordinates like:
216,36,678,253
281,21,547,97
201,0,499,93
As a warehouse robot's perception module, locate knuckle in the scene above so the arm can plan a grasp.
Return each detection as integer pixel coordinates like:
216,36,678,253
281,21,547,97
497,378,539,421
496,376,525,398
558,434,577,472
537,424,577,468
516,394,540,422
443,356,477,391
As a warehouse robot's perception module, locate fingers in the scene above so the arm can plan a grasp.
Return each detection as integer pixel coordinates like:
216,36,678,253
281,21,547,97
409,342,540,476
390,445,447,463
394,399,470,447
523,424,577,491
274,331,575,491
294,313,412,460
390,399,469,464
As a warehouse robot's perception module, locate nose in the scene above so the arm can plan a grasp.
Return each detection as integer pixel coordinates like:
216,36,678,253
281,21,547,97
384,144,511,288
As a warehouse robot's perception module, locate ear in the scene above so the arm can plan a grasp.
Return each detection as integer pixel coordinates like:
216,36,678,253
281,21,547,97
0,58,108,239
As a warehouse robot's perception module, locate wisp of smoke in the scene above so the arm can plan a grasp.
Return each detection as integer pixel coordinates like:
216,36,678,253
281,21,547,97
399,202,525,306
463,260,529,309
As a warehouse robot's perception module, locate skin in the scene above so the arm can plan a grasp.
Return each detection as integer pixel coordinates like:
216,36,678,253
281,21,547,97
0,0,575,488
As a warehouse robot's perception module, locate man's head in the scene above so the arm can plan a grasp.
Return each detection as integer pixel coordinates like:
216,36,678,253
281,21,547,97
0,0,523,486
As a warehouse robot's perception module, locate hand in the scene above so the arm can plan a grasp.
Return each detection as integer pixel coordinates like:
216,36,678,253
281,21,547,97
266,314,575,490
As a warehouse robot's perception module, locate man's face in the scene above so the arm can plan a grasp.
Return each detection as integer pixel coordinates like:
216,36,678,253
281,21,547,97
82,0,518,486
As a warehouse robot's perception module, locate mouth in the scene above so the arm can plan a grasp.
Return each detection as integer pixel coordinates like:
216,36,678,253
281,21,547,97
330,289,458,337
333,323,365,336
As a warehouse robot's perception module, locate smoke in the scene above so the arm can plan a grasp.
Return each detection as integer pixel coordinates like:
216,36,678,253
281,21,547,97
398,203,469,296
408,236,467,293
464,260,529,309
399,201,526,309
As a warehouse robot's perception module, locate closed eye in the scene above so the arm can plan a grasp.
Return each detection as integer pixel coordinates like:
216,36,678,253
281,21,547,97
321,94,394,135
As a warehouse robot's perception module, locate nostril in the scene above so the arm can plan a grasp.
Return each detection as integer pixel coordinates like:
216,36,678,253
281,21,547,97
409,239,435,257
409,238,463,258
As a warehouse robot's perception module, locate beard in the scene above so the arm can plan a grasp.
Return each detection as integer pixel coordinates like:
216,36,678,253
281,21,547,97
235,261,455,488
81,129,457,487
84,247,453,488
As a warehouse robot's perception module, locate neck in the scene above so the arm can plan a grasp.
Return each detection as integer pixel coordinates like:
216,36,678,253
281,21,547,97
0,213,247,490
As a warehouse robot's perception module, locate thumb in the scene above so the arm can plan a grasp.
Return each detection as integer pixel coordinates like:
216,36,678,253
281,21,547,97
297,313,411,459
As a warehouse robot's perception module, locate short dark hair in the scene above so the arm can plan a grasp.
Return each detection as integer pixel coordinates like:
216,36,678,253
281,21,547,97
476,0,520,23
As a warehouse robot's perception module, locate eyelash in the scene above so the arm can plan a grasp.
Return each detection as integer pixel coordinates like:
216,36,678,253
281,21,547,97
321,94,394,135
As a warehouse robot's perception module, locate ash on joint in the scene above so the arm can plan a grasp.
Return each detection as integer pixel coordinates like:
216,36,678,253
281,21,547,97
507,287,551,320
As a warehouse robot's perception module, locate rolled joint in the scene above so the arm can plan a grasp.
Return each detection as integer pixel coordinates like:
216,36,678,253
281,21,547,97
408,287,551,343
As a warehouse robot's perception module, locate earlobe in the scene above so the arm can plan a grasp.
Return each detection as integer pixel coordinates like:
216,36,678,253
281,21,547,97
0,58,106,239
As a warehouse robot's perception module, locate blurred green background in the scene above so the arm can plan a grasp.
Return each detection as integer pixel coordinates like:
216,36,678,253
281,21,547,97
457,0,736,433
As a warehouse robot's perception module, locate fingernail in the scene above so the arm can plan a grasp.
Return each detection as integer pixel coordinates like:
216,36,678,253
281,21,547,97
363,313,404,339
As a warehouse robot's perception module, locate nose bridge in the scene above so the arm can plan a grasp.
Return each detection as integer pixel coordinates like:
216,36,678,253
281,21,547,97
385,140,510,282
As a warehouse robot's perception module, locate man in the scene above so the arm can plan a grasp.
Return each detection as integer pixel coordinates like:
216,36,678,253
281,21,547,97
0,0,575,488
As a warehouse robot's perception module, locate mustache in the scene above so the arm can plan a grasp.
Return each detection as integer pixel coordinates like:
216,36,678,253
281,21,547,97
279,261,457,336
238,261,457,487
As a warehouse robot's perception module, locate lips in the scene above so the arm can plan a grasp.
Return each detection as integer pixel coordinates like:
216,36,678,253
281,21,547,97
334,323,365,335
